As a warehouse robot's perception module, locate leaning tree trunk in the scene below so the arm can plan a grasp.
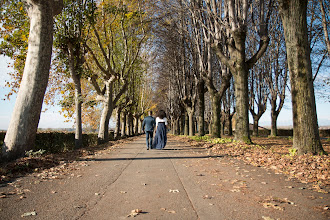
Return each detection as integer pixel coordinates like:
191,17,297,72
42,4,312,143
279,0,324,154
2,0,63,161
98,82,114,144
98,101,111,144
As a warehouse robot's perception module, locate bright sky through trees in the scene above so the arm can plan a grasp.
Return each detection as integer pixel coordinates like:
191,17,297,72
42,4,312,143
1,54,329,130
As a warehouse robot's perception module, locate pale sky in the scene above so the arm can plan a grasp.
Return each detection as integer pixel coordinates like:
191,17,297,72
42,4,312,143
0,55,329,130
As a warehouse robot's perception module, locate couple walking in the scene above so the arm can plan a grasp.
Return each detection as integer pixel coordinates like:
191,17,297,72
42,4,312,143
142,110,167,150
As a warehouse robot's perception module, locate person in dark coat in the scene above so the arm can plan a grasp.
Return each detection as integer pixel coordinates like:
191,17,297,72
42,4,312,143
142,111,156,150
153,110,167,150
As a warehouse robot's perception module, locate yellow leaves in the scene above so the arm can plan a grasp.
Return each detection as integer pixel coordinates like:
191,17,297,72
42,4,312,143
21,34,28,42
20,6,24,11
125,12,134,19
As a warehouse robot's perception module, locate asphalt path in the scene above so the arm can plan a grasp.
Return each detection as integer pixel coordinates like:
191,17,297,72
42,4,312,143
0,136,328,219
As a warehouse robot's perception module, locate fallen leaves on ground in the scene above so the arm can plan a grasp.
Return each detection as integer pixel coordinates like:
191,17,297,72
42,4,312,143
0,137,137,184
174,136,329,193
127,209,142,217
21,211,37,217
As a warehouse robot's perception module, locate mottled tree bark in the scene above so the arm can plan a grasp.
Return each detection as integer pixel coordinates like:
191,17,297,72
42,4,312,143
279,0,324,154
231,31,251,143
98,81,114,144
2,0,63,160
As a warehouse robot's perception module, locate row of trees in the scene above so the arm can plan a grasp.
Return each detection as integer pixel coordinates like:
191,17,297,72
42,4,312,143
152,0,329,155
0,0,156,161
0,0,329,161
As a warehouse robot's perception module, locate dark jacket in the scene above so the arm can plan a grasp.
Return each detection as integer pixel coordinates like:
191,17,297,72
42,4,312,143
142,116,156,132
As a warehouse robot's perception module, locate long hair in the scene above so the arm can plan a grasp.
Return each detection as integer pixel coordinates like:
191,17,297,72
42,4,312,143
157,110,166,119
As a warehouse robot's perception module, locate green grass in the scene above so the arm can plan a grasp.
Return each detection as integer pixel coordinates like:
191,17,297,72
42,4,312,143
189,136,211,142
209,138,233,144
188,136,233,144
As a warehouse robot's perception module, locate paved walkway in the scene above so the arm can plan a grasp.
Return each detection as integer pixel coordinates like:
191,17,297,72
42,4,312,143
0,136,329,219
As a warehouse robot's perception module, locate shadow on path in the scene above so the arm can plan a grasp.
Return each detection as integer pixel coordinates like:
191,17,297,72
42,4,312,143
81,155,223,162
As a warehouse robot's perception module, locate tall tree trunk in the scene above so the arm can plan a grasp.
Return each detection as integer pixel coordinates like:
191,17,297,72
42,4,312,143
270,99,278,137
115,108,122,138
208,116,212,135
211,94,221,138
252,116,259,136
184,111,189,136
2,1,63,160
175,118,180,135
128,113,134,136
188,110,194,136
279,0,324,154
98,102,111,144
234,68,251,143
270,113,278,137
180,114,184,135
221,115,225,136
197,80,205,136
73,76,83,148
228,114,233,136
121,112,127,137
232,32,251,144
98,82,114,144
134,114,139,135
68,44,83,149
139,119,143,133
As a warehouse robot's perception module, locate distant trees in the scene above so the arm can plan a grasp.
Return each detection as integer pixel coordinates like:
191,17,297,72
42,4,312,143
152,0,326,154
85,0,148,143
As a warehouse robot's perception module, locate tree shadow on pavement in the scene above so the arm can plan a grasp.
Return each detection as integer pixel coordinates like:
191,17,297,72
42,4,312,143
82,155,223,162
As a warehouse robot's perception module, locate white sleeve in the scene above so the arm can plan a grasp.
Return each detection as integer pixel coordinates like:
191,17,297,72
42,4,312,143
156,117,159,127
165,118,168,125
